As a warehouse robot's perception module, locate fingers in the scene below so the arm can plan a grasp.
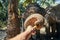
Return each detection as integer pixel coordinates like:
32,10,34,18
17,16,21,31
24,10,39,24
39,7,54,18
33,25,42,30
33,26,36,29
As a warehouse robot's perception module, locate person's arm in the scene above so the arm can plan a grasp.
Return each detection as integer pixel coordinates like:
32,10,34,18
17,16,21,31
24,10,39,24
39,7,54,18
9,25,35,40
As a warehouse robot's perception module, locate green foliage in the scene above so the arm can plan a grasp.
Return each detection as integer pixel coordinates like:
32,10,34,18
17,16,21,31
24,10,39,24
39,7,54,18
39,0,55,8
0,0,56,28
18,0,55,8
0,2,3,9
0,20,7,28
0,0,8,20
0,0,8,28
18,3,25,13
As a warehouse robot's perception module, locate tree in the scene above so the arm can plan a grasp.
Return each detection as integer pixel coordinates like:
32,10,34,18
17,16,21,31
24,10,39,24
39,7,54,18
6,0,20,40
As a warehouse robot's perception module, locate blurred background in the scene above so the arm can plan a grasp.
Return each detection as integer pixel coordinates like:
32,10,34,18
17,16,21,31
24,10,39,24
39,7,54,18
0,0,60,40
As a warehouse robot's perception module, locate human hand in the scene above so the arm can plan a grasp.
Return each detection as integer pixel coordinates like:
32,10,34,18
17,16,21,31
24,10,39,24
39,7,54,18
25,25,35,33
8,25,36,40
24,25,36,40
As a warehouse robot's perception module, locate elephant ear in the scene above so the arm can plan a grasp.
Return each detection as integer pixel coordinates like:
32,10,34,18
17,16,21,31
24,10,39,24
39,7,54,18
24,13,44,30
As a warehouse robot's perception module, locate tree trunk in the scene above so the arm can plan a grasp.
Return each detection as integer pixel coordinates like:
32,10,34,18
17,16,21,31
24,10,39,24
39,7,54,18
5,0,20,40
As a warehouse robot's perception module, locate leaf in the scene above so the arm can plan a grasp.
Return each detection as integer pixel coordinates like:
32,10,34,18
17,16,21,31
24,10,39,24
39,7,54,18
0,2,3,8
45,2,50,6
23,1,29,7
